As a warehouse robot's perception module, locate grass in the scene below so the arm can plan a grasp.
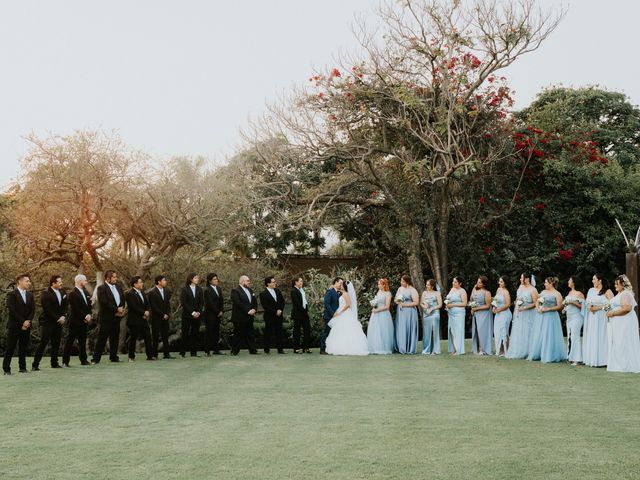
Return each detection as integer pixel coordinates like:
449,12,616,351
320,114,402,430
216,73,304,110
1,341,639,480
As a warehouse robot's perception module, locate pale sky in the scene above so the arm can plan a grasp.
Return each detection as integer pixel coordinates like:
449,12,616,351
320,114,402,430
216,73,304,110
1,0,639,189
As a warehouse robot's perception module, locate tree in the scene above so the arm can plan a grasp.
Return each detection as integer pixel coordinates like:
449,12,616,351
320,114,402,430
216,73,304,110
247,0,564,288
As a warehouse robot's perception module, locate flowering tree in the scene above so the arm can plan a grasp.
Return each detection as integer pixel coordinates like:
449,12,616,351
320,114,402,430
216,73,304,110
248,0,563,288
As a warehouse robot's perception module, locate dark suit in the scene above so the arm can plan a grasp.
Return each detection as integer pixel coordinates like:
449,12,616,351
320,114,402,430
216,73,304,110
3,288,35,373
33,287,68,368
148,286,172,358
204,284,224,353
125,288,153,360
92,282,126,363
179,285,204,356
259,288,286,352
291,287,311,351
63,286,92,365
230,286,258,354
320,288,341,353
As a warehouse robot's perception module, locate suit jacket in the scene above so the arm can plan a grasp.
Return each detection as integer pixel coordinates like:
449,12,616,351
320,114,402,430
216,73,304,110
290,287,309,319
125,289,150,327
180,285,204,321
323,288,341,321
6,288,36,330
68,287,92,326
230,286,257,325
38,287,68,325
97,283,126,323
148,286,171,322
204,284,224,322
259,288,285,322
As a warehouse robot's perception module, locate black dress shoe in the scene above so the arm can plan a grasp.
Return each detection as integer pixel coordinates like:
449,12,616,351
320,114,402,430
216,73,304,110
293,349,302,354
163,354,175,359
80,361,91,366
179,353,186,358
62,363,71,368
320,351,328,355
278,350,286,354
19,369,29,373
212,351,226,355
51,364,62,369
230,351,239,356
249,350,259,355
304,349,312,354
264,349,270,354
31,365,40,371
110,358,120,363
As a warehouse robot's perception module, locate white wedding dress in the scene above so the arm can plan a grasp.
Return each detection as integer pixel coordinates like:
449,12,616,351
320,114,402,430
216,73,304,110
325,288,369,356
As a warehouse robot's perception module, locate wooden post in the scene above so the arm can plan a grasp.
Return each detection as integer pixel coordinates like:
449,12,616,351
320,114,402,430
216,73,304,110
626,252,639,312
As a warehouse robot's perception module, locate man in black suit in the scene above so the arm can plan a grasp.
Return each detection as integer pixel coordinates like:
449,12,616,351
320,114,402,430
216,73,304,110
92,270,126,364
125,276,154,362
3,273,35,375
203,272,225,356
179,273,204,357
32,275,68,370
230,275,258,355
62,274,93,367
148,275,174,359
291,276,311,354
259,276,286,354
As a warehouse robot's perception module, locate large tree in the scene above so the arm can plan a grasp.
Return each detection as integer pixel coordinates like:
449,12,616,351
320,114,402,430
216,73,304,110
247,0,564,288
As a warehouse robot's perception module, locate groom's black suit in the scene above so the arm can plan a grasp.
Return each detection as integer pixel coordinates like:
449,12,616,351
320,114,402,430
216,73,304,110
320,287,341,353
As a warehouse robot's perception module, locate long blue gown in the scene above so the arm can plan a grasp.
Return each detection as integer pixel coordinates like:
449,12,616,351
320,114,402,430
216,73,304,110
471,290,493,355
367,291,394,354
421,292,441,354
446,290,465,354
527,292,567,363
506,287,535,359
583,288,609,367
607,291,640,373
493,293,512,355
564,296,585,363
395,289,418,354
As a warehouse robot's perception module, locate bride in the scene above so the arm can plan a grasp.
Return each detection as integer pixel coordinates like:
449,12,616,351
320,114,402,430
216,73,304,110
325,281,369,356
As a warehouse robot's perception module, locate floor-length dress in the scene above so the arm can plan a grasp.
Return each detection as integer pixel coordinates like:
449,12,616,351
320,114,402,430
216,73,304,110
493,294,512,355
583,288,609,367
446,290,465,354
527,292,567,363
471,290,493,355
367,291,394,354
421,292,441,355
395,289,418,354
607,291,640,373
326,296,369,356
565,296,585,363
506,288,535,359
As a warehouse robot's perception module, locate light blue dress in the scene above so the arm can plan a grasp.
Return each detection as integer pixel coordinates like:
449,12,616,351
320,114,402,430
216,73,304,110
564,295,585,363
471,290,493,355
493,293,512,355
583,288,609,367
367,291,394,354
446,289,465,354
607,291,640,373
527,292,567,363
506,287,535,359
395,289,418,354
421,291,441,354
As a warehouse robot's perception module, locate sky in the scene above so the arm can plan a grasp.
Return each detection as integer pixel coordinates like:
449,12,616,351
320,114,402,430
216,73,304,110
1,0,639,190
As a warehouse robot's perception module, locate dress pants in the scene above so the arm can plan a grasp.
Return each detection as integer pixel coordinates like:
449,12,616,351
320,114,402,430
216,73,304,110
151,317,170,357
3,328,30,372
63,322,88,364
128,323,153,359
292,313,311,350
232,320,256,354
263,316,284,352
92,318,121,362
180,317,200,356
205,317,222,353
33,323,62,367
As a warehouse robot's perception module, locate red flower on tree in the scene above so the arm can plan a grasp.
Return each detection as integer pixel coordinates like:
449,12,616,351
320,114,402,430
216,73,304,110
535,203,545,211
558,249,574,261
479,196,486,204
483,247,492,254
330,68,341,78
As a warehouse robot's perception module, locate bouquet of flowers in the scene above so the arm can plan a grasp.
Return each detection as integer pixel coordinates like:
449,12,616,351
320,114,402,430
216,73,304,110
490,297,498,308
603,301,613,312
467,300,478,309
515,298,524,308
537,297,546,308
369,297,378,308
443,295,451,306
395,294,405,304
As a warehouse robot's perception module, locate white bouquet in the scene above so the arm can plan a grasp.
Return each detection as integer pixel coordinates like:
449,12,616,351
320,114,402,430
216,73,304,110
490,297,498,308
537,297,546,308
443,296,451,306
369,297,378,308
467,301,478,309
515,298,524,307
395,294,405,304
603,301,613,312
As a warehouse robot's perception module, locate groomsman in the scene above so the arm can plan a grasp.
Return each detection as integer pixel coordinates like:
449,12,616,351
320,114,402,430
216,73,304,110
62,274,93,367
259,276,286,354
204,272,225,355
230,275,258,355
125,276,154,362
92,270,126,364
291,276,311,354
179,273,204,357
3,274,35,375
32,275,68,370
148,275,174,359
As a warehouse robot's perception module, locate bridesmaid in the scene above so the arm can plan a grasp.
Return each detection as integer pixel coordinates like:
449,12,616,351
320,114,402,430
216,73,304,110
606,274,640,373
470,275,493,355
445,276,467,355
420,279,442,355
492,276,512,356
506,272,538,359
583,273,614,367
564,276,586,366
394,275,419,354
527,277,567,363
367,278,394,354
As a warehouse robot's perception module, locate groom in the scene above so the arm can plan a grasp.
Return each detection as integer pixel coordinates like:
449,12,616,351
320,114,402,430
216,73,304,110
320,277,343,355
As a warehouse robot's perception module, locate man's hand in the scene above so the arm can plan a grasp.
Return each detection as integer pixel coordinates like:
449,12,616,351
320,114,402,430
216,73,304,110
84,314,92,325
57,316,66,325
22,320,31,330
143,311,150,320
163,314,169,320
276,309,282,317
248,309,256,316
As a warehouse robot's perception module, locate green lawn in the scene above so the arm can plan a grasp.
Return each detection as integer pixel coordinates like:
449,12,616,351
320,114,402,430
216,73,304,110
2,342,639,480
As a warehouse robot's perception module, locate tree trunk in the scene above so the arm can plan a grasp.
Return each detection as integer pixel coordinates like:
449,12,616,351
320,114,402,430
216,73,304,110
626,252,639,314
408,224,425,290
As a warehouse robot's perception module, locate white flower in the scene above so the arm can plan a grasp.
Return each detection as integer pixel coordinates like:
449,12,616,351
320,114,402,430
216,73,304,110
490,297,498,308
467,301,478,309
537,297,546,307
369,298,377,308
515,298,524,307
